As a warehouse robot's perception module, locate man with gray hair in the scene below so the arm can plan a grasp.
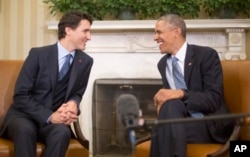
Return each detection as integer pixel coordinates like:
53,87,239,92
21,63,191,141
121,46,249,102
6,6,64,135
151,14,233,157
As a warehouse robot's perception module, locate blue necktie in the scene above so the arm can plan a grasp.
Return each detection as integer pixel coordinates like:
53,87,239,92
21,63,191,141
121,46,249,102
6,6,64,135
172,57,187,89
172,57,204,118
59,54,72,80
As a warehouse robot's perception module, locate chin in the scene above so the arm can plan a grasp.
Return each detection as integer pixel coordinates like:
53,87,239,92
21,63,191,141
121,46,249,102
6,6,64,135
159,49,165,54
79,46,85,51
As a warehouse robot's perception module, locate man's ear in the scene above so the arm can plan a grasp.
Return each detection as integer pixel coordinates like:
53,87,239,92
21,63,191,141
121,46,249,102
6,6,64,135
174,27,182,38
65,27,72,35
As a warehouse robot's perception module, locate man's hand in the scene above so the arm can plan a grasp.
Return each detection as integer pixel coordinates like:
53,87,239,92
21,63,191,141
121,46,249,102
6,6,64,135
49,101,78,125
50,103,69,124
154,89,184,114
63,100,78,125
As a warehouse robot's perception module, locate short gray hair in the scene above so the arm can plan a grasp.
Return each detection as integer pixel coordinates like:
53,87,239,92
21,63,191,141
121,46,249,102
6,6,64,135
158,14,186,38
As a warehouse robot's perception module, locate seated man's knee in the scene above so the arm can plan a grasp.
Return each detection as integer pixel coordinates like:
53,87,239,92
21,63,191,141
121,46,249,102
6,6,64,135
159,99,187,118
53,124,71,140
7,118,37,139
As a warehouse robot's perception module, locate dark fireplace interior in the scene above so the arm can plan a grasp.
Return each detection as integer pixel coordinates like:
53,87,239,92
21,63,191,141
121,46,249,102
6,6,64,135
92,78,162,157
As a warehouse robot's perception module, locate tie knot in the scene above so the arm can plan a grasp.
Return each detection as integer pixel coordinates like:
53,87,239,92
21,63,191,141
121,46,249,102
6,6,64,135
65,54,72,61
172,57,178,65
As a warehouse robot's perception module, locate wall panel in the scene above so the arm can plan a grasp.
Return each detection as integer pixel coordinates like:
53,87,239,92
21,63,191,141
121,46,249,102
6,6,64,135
0,0,59,60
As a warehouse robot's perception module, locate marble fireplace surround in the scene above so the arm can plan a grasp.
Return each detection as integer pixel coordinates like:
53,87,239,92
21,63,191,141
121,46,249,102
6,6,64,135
47,19,250,156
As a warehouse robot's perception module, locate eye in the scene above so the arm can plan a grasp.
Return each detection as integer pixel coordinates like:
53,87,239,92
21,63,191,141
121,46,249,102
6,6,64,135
155,30,162,36
82,29,90,33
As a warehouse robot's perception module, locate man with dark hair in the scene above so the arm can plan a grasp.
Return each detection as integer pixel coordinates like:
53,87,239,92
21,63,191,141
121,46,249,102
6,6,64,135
151,14,234,157
0,11,93,157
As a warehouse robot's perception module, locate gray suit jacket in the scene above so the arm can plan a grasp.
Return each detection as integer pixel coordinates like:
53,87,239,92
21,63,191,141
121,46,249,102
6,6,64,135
1,43,93,133
157,44,233,143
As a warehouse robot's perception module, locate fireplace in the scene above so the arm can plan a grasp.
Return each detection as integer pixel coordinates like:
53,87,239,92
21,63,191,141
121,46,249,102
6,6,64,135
92,78,162,157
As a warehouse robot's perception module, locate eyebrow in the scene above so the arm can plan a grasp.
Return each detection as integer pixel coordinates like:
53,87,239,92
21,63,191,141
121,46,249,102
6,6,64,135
83,28,91,32
155,30,162,33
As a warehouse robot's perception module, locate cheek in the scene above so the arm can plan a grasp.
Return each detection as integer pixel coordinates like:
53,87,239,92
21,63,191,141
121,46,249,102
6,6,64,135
161,39,171,51
71,34,80,42
76,36,84,43
161,44,168,52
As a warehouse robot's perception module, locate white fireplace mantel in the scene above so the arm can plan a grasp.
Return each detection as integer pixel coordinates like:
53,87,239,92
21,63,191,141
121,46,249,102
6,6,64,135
47,19,250,60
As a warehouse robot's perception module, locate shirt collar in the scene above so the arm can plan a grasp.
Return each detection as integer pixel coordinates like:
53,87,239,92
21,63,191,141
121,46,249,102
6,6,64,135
173,42,187,63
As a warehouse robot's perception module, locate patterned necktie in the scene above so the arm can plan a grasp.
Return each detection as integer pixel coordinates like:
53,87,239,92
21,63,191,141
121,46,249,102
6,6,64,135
172,57,203,118
59,54,72,80
172,57,187,89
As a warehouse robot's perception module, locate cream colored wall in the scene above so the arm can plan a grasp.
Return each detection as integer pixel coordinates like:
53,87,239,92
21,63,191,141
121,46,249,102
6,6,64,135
246,32,250,59
0,0,250,60
0,0,59,60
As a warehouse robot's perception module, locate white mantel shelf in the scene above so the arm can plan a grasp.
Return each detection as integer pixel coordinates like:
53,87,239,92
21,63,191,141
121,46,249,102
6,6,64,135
47,19,250,31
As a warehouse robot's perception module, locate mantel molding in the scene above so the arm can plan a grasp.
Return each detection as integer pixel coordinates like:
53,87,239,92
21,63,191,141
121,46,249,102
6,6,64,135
46,19,249,60
47,19,250,31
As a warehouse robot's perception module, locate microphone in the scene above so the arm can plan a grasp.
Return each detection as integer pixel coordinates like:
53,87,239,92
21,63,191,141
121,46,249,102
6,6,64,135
116,93,140,150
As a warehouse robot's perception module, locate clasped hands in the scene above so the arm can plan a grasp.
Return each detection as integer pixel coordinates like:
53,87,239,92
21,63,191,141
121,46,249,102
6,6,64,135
50,100,78,125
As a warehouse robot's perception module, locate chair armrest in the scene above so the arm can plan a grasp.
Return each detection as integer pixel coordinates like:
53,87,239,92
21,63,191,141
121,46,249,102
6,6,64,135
207,125,240,157
239,117,250,125
136,134,151,145
73,118,89,150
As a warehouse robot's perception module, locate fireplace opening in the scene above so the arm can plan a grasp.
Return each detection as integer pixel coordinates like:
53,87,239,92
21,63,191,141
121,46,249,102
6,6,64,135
92,78,162,157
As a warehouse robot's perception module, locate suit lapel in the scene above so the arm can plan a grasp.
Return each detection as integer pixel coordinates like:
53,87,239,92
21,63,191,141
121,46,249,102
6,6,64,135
65,50,83,98
47,44,59,92
184,44,195,86
159,54,170,88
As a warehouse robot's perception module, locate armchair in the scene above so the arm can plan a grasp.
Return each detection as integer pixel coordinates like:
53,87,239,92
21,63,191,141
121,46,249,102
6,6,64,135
0,60,89,157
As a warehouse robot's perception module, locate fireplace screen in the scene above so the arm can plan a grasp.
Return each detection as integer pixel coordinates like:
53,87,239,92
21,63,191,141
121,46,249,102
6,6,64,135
92,78,162,157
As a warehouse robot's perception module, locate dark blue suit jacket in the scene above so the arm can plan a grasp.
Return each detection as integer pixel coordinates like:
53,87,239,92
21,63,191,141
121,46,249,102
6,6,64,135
1,43,93,132
157,44,233,143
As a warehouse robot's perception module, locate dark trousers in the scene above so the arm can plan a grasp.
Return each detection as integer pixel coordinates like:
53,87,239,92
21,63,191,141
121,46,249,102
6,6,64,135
150,99,213,157
5,117,71,157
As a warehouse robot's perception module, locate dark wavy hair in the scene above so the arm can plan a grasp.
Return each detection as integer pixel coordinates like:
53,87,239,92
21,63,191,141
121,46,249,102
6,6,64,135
58,11,93,40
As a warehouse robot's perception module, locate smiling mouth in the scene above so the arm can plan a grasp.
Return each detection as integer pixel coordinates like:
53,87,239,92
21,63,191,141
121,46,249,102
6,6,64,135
157,42,163,49
158,42,163,46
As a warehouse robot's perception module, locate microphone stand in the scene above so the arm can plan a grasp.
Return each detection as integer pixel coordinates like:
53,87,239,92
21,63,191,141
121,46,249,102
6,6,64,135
126,112,250,129
125,118,137,152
